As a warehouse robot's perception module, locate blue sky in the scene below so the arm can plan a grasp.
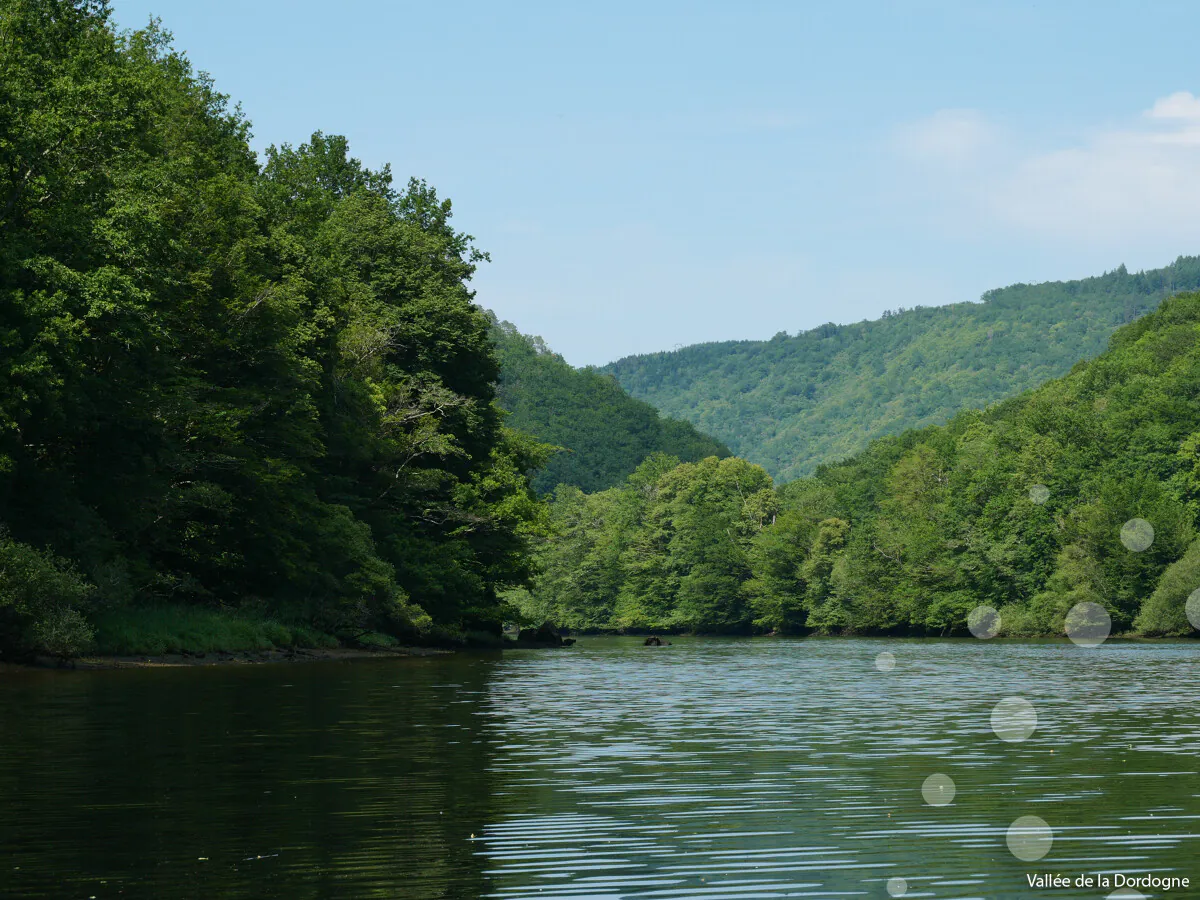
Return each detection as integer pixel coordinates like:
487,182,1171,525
111,0,1200,365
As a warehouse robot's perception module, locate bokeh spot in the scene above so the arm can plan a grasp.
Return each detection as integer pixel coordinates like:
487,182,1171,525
991,697,1038,743
1065,601,1112,648
968,605,1002,639
1006,815,1053,861
921,773,956,807
1120,518,1155,552
1186,588,1200,631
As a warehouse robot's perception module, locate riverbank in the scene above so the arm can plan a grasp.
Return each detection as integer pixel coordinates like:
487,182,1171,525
2,645,452,671
80,645,452,668
0,605,569,670
0,604,465,670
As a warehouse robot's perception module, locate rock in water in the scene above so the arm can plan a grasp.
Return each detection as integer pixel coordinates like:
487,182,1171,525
517,622,567,645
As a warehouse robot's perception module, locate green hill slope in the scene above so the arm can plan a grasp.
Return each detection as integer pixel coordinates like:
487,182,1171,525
521,290,1200,637
0,3,547,659
491,319,730,493
603,258,1200,481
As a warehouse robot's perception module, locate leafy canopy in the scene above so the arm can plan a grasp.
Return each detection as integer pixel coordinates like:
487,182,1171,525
0,0,547,656
491,319,730,493
604,260,1200,480
522,292,1200,639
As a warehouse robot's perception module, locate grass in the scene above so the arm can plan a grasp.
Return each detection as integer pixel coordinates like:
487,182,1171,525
352,630,400,649
91,605,340,656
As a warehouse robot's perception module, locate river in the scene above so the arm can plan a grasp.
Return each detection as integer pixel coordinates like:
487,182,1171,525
1,637,1197,899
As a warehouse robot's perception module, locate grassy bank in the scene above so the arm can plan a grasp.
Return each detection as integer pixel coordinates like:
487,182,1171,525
90,606,343,657
84,605,511,660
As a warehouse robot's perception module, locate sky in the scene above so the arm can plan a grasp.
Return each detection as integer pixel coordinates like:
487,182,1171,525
110,0,1200,366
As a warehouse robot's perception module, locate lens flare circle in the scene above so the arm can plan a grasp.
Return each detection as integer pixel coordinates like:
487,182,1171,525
921,773,956,807
991,697,1038,743
1186,588,1200,631
1120,518,1155,552
1065,601,1112,647
1007,815,1053,861
875,651,896,673
967,605,1002,639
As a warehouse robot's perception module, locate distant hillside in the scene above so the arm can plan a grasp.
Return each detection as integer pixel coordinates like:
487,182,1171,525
490,319,730,493
523,288,1200,637
603,257,1200,481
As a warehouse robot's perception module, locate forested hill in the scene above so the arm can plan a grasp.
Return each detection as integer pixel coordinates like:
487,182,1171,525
603,259,1200,481
491,319,730,493
517,290,1200,638
0,2,547,660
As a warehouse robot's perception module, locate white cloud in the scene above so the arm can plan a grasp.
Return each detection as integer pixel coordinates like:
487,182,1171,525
998,99,1200,244
895,92,1200,249
1146,91,1200,120
894,109,998,166
995,133,1200,242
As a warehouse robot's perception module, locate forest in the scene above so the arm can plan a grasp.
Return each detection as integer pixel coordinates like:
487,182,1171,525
604,258,1200,481
491,318,729,494
0,0,552,659
513,292,1200,638
5,0,1200,662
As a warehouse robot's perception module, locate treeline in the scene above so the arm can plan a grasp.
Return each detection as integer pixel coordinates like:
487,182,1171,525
491,319,730,493
0,1,547,658
604,258,1200,481
514,292,1200,637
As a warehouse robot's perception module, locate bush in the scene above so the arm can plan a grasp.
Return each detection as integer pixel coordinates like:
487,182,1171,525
1136,538,1200,636
0,536,95,659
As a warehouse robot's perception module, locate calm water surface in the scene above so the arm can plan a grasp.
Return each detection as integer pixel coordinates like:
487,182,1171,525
1,638,1198,899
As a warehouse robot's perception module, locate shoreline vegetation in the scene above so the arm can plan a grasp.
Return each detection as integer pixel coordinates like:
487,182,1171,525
0,3,552,665
3,2,1200,668
12,645,450,671
509,293,1200,643
11,629,1193,675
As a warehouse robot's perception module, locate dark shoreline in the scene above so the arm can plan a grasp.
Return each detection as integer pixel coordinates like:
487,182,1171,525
3,631,1195,673
2,645,454,671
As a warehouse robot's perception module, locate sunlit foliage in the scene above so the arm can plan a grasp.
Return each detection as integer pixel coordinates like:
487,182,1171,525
605,260,1200,480
0,0,547,656
526,293,1200,638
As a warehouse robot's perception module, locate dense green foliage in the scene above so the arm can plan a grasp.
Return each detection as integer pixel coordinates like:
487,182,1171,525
0,1,547,658
604,259,1200,480
520,293,1200,638
511,453,774,632
0,533,94,658
90,605,338,656
491,319,730,493
9,1,1200,659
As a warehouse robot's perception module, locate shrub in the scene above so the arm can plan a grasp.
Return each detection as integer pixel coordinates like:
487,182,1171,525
0,536,95,659
1136,538,1200,636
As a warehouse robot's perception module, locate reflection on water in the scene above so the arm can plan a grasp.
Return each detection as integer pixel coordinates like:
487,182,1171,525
0,655,499,899
1,638,1198,899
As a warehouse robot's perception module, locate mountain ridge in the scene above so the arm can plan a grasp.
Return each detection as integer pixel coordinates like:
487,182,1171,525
602,257,1200,481
489,317,730,493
